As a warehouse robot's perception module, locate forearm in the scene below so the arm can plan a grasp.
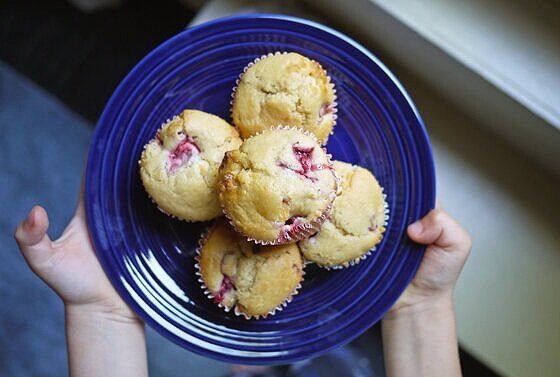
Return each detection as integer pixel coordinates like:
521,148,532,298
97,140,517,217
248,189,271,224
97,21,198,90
382,297,461,377
65,305,148,377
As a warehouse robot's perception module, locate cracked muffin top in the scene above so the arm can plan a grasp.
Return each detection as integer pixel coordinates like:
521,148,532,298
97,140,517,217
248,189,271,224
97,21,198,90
232,52,336,144
298,161,387,268
139,109,242,221
197,220,304,318
217,127,338,244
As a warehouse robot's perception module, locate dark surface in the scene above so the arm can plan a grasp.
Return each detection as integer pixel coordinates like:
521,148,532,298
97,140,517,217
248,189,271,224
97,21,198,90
460,347,504,377
1,0,194,123
0,1,502,376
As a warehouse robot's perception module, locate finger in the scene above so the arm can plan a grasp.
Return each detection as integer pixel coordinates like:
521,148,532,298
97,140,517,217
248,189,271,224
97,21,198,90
14,206,54,265
407,209,471,251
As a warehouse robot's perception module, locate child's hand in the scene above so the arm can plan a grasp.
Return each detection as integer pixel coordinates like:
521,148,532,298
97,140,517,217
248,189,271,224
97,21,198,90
15,184,148,376
382,204,469,377
387,204,472,316
14,188,139,323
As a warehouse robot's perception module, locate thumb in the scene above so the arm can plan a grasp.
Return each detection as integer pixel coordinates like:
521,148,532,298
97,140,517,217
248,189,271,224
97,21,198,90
407,209,471,251
14,206,55,269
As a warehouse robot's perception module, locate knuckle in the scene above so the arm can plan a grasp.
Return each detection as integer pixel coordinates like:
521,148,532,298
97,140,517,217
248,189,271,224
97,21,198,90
432,210,447,226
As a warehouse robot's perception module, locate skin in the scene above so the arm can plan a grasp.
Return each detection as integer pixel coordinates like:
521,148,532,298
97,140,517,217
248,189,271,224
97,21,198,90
382,203,472,377
13,182,148,377
15,178,470,377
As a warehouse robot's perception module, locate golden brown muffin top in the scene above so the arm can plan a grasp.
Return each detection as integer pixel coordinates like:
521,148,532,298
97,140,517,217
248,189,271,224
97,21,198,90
218,127,337,244
139,109,241,221
232,52,336,144
299,161,387,267
198,220,304,318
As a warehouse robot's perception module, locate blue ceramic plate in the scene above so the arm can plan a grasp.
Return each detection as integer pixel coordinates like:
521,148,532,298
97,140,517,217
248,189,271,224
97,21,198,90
85,14,435,364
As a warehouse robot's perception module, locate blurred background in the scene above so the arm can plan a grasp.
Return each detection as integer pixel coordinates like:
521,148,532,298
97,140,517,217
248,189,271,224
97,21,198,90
1,0,559,376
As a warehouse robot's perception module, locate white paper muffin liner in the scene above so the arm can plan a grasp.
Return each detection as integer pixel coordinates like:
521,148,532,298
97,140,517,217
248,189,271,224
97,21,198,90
219,125,340,246
307,188,390,270
230,51,338,144
194,222,305,319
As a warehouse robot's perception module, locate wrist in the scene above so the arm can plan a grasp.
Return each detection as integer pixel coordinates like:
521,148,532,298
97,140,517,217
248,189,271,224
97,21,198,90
65,301,143,327
65,301,148,377
381,292,461,377
383,292,454,322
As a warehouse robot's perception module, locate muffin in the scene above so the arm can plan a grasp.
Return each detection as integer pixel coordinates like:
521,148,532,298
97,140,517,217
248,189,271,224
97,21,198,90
232,52,336,144
218,127,338,245
139,109,242,221
196,220,304,318
298,161,388,268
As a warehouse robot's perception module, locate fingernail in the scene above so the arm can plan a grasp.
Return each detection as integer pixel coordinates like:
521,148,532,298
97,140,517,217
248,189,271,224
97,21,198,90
408,221,423,234
24,209,35,228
